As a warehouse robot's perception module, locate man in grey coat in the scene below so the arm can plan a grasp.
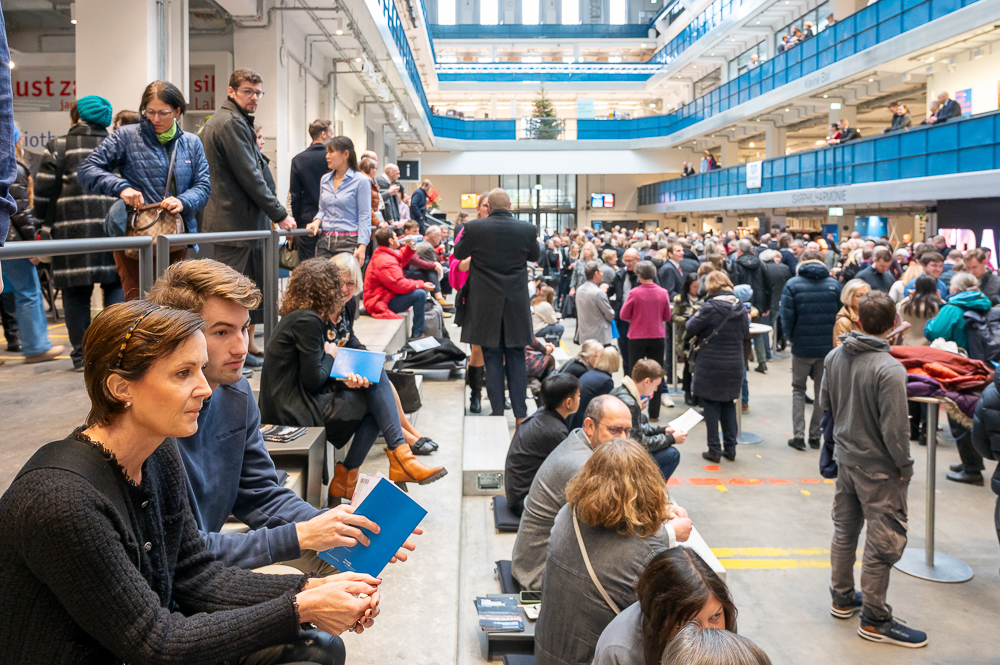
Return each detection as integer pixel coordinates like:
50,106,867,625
511,396,690,590
200,68,294,359
821,291,926,648
575,261,615,345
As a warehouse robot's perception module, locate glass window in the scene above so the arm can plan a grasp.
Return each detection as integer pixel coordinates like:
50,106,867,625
610,0,627,24
562,0,579,24
522,0,539,24
481,0,498,24
777,1,831,43
437,0,456,24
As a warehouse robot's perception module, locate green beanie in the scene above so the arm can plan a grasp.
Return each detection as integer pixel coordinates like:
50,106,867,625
76,95,113,128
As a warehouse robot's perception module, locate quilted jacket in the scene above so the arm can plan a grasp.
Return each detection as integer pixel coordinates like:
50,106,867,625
779,260,843,358
77,119,210,234
6,160,36,243
363,245,426,318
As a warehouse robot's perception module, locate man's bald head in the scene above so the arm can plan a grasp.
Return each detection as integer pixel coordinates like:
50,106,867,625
384,163,399,179
487,188,511,212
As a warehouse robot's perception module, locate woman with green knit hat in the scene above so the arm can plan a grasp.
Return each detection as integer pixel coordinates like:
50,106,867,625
77,81,211,300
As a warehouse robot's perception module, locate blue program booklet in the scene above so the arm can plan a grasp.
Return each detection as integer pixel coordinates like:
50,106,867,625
318,474,427,577
329,347,385,383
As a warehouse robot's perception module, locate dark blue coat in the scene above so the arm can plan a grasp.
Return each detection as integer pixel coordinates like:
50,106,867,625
77,119,210,233
685,292,749,403
779,261,843,359
972,370,1000,495
567,369,614,430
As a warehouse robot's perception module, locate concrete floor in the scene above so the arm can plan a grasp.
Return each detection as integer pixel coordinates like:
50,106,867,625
2,313,999,665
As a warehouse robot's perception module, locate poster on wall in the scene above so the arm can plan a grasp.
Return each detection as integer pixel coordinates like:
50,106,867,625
821,223,840,244
956,88,972,117
12,68,76,113
855,216,888,239
746,160,763,189
576,99,595,119
189,65,217,113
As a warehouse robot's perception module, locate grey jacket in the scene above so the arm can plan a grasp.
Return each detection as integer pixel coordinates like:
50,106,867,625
820,331,913,479
512,428,593,590
200,98,287,235
575,280,615,345
535,505,671,665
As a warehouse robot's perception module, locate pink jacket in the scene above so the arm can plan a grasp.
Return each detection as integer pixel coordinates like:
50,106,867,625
448,227,469,290
620,282,672,339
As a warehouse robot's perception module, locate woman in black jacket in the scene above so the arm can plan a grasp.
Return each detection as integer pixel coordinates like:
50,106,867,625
685,271,750,463
567,345,620,430
0,301,379,664
258,259,445,503
556,338,603,379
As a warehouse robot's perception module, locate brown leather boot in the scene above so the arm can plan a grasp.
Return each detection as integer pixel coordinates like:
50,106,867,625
386,444,447,492
328,463,360,503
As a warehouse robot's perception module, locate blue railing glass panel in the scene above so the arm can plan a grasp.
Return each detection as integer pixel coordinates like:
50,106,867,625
436,70,653,82
429,24,650,39
649,0,752,66
428,117,517,140
373,0,433,120
636,110,1000,205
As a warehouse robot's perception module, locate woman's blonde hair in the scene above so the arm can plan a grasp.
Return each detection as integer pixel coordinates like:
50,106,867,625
602,248,617,263
569,243,580,258
705,270,734,293
581,242,597,261
329,252,364,297
898,262,923,286
591,345,621,373
566,438,671,537
840,278,870,307
578,339,603,364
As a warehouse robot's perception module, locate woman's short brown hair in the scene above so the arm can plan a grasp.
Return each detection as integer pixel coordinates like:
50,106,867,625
83,301,205,427
705,270,734,293
566,437,670,537
279,258,345,321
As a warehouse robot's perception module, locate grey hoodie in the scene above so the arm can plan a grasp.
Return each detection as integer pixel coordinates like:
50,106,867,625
820,331,913,479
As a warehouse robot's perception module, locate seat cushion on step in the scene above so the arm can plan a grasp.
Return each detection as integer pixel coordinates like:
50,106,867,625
493,495,521,533
496,560,522,594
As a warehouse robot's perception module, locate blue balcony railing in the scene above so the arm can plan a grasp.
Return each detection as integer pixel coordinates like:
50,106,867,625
373,0,433,120
581,0,982,140
649,0,753,66
637,110,1000,205
429,24,651,39
429,116,518,140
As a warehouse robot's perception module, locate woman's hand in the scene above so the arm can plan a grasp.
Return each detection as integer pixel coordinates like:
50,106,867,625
120,187,144,208
295,573,381,635
569,288,575,298
307,219,321,236
161,196,184,214
353,245,366,265
422,282,436,292
324,341,339,358
343,372,370,389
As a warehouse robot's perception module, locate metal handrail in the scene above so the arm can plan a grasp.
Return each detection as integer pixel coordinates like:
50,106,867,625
263,229,316,344
0,236,155,294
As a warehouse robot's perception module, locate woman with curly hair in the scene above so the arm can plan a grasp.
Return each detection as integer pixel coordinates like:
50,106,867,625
258,258,445,502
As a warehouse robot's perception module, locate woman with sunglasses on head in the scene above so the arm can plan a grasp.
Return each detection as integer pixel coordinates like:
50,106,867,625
0,301,382,664
78,80,211,300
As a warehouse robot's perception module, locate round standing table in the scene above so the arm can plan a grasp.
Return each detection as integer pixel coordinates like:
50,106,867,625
736,323,773,445
893,396,974,583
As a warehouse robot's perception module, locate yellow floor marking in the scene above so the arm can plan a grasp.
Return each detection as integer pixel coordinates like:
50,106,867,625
719,559,861,570
801,489,811,496
712,547,830,557
756,454,762,459
716,485,727,492
824,479,835,484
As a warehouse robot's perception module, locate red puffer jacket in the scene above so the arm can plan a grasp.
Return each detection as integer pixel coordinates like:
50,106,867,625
363,245,426,318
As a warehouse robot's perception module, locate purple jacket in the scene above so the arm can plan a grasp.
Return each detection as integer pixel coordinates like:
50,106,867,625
620,282,672,339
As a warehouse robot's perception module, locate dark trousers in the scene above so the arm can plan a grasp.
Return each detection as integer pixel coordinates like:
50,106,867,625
996,496,1000,548
650,446,681,483
62,282,124,365
339,368,405,469
483,322,528,418
616,318,630,372
214,242,265,324
0,291,17,347
406,267,441,293
702,399,737,456
227,629,344,665
950,416,984,472
295,233,319,261
628,336,666,420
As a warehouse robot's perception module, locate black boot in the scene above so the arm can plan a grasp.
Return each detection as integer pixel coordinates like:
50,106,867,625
467,365,485,414
0,291,19,352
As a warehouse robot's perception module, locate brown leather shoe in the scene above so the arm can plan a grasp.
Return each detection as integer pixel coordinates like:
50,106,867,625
328,463,360,503
24,344,65,364
386,444,447,492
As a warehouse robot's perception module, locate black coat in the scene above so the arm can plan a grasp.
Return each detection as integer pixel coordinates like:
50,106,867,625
680,250,700,276
504,407,570,515
972,370,1000,495
288,143,329,228
33,122,119,288
730,253,771,313
609,381,674,452
567,369,614,430
556,357,590,379
657,261,684,300
610,267,639,317
937,98,961,122
543,246,567,275
454,210,540,347
6,160,36,243
685,292,749,402
779,261,842,358
258,309,335,428
762,260,791,316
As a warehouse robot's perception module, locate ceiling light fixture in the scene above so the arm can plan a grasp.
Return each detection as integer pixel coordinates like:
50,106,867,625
784,108,790,111
822,94,828,98
749,142,755,147
70,2,77,24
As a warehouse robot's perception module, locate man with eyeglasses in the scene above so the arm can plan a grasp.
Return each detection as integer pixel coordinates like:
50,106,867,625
200,68,295,366
511,395,692,591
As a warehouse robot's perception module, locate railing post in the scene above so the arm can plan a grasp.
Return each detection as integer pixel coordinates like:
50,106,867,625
155,235,171,279
263,230,279,347
137,240,155,298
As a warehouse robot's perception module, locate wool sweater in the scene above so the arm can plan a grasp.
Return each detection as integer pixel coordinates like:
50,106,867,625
619,282,671,339
0,431,306,664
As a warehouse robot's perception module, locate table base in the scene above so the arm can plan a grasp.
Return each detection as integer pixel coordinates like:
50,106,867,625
737,431,763,445
894,548,974,583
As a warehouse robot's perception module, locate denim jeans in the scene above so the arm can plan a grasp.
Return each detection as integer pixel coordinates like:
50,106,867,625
702,398,737,456
650,446,681,483
758,310,773,361
62,282,124,365
741,366,749,406
1,259,53,357
405,267,441,293
535,322,565,343
388,288,427,337
342,368,406,469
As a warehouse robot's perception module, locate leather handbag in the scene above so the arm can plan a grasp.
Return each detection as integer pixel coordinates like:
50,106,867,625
386,370,422,413
279,238,301,271
123,146,181,259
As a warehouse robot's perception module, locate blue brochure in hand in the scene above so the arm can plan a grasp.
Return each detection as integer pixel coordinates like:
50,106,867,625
318,474,427,577
330,347,385,383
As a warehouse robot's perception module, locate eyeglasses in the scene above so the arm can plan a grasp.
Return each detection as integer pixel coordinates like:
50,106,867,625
597,422,632,438
238,88,265,98
144,109,177,119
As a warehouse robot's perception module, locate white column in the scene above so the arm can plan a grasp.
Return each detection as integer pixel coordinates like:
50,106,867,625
765,125,786,158
720,138,739,168
165,0,189,100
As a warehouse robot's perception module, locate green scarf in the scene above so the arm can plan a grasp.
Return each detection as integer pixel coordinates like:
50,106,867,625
156,121,178,145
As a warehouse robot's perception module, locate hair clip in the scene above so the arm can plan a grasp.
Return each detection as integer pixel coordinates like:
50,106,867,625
116,306,167,369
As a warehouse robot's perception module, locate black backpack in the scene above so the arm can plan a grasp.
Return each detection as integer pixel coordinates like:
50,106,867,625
963,305,1000,362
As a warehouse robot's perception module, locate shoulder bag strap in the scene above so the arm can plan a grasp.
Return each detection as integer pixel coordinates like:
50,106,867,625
163,142,178,200
16,439,139,565
573,508,621,616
